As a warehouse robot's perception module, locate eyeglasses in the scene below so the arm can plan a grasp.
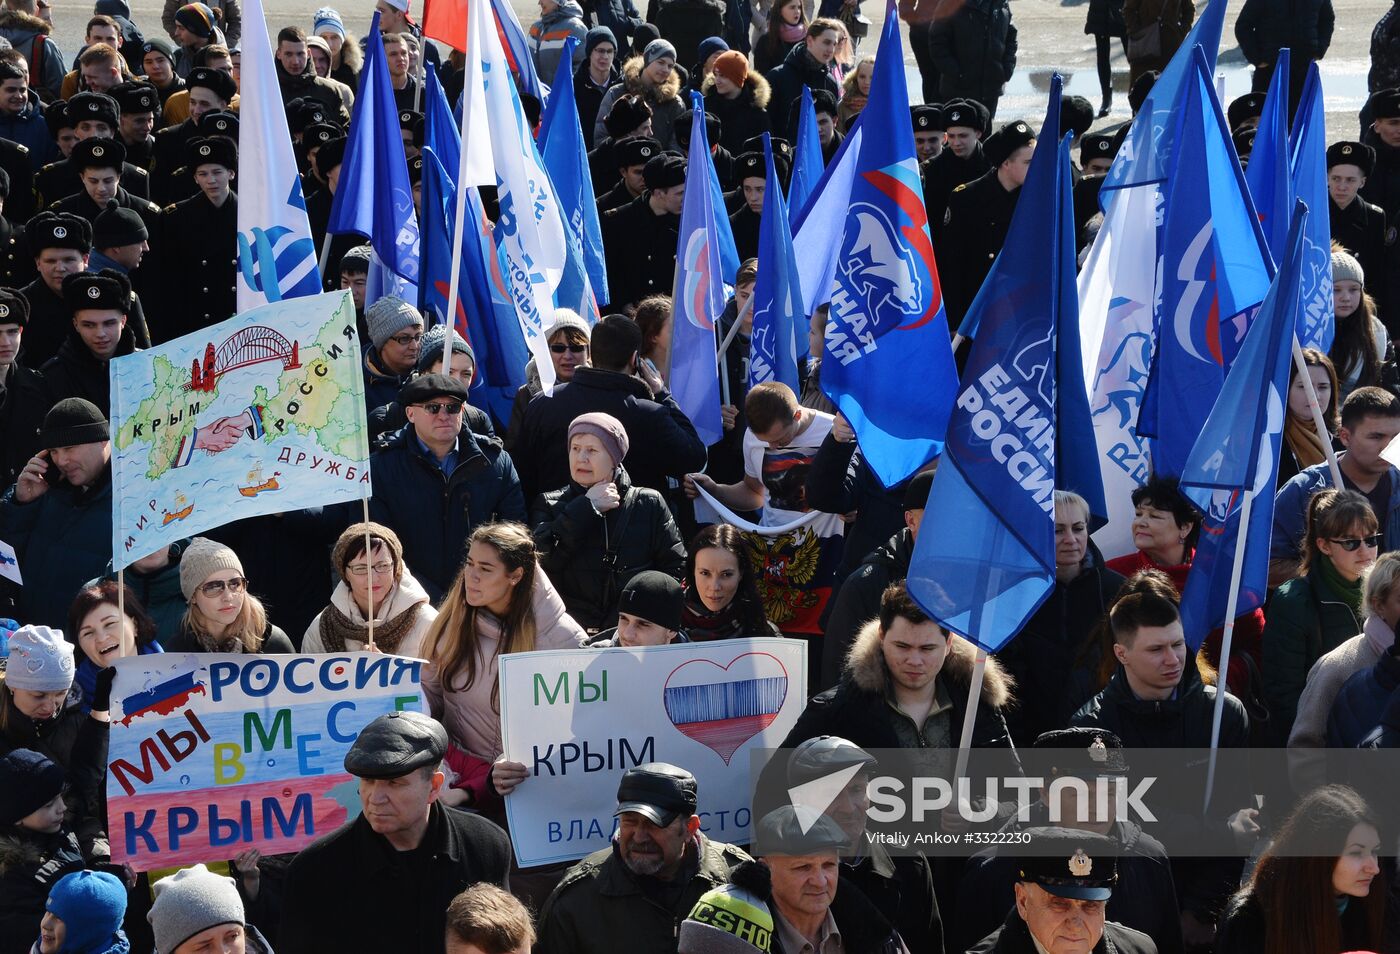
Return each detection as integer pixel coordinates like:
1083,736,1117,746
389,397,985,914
346,561,395,577
550,344,587,354
417,401,463,416
390,332,424,346
1329,534,1382,552
198,576,247,597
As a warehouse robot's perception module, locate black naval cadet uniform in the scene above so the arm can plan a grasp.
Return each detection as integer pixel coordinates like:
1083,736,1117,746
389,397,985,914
17,279,72,370
36,155,149,210
41,324,139,415
729,203,760,262
1331,196,1387,297
601,194,680,311
49,187,161,231
939,169,1021,328
124,134,156,171
596,179,642,214
154,191,238,341
0,217,34,288
0,139,35,225
923,144,990,245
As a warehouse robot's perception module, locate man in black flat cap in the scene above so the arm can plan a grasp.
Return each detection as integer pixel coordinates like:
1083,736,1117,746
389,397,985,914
596,135,660,213
43,269,139,412
956,731,1181,954
537,763,752,954
922,98,990,245
0,289,47,492
753,804,907,954
939,118,1036,331
19,212,94,369
969,828,1157,954
1328,140,1387,311
35,91,151,208
601,152,686,311
110,80,160,170
153,133,237,337
280,710,511,954
728,150,765,261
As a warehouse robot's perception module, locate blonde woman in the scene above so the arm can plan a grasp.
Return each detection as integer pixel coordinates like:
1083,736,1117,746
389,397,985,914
166,538,294,654
421,523,584,810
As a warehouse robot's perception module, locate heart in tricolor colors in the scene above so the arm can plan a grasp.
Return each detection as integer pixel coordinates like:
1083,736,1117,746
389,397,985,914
662,653,790,765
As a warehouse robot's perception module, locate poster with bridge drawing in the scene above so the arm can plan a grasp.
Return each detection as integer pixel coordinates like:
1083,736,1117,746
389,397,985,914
109,291,369,570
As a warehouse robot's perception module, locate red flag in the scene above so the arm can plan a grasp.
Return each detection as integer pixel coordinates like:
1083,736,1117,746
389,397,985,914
421,0,466,51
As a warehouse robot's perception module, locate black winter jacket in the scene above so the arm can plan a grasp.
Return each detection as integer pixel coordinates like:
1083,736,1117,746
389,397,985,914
163,620,296,655
40,327,139,417
368,424,528,603
582,0,644,46
702,71,772,154
655,0,725,71
531,465,687,630
764,42,840,140
0,361,47,493
970,908,1158,954
804,433,910,580
0,828,84,954
929,0,1018,109
996,543,1124,746
1372,2,1400,92
1327,646,1400,746
1234,0,1335,65
514,366,707,501
1215,891,1377,954
768,877,906,954
819,527,913,692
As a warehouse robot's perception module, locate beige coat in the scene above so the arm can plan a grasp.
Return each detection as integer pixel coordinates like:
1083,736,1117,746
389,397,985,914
301,570,437,660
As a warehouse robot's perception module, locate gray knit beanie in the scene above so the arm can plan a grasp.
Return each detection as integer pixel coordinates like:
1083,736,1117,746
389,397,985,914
416,324,476,375
365,296,423,350
1332,248,1365,287
179,538,244,601
644,38,677,67
148,865,245,954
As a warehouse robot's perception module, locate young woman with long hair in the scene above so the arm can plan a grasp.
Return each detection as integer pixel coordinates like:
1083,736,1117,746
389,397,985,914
1263,489,1379,744
1279,348,1339,487
681,524,778,640
1328,247,1389,401
421,522,584,808
1216,784,1384,954
166,539,294,655
755,0,808,72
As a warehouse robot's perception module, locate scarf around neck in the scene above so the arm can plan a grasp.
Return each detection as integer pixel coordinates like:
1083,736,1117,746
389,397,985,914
1284,413,1329,471
318,585,420,653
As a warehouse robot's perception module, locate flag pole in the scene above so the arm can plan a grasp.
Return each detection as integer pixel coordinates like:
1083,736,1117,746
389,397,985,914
715,296,752,368
952,651,987,782
117,566,125,643
717,321,731,406
1291,340,1343,486
363,497,376,651
1202,483,1253,810
317,235,334,284
441,65,479,384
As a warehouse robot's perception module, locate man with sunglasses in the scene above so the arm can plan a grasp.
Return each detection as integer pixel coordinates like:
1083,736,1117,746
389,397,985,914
368,374,526,603
362,295,424,415
1271,386,1400,585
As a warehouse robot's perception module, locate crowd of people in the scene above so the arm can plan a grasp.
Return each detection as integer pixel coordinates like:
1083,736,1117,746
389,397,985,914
0,0,1393,949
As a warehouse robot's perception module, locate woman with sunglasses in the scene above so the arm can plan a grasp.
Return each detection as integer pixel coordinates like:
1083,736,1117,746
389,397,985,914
506,312,590,451
165,539,294,654
1264,489,1380,745
302,522,437,658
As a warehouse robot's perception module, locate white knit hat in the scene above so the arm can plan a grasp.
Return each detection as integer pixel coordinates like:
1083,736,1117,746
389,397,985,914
6,625,75,692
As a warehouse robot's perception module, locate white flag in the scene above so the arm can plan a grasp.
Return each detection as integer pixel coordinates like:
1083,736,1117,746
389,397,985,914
234,0,322,310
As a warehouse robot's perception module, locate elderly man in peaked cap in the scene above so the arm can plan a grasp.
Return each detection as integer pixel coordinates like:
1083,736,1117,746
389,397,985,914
279,710,511,954
968,828,1157,954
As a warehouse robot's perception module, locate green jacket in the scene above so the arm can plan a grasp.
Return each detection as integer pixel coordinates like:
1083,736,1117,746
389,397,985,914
1262,563,1364,745
537,835,752,954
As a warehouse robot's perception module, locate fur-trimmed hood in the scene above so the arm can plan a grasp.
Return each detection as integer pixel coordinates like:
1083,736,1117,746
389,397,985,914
0,831,42,876
845,618,1014,709
0,8,50,35
621,54,682,105
700,69,771,110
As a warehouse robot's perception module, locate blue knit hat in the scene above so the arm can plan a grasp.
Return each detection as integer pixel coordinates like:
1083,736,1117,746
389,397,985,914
46,871,128,954
313,6,346,37
696,36,728,65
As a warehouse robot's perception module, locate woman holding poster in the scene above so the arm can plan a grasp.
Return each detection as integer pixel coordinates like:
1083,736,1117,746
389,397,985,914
421,523,585,811
164,539,294,655
67,581,164,714
302,522,437,658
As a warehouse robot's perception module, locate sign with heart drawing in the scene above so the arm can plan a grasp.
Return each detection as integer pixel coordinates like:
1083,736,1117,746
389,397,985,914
498,638,807,866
